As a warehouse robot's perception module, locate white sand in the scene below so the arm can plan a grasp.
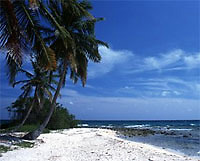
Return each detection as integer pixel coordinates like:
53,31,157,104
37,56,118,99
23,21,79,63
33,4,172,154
1,128,199,161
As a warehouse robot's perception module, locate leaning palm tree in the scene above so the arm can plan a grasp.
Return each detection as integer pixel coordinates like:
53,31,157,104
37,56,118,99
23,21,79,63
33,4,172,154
1,0,108,139
0,0,59,132
10,61,57,132
23,0,108,140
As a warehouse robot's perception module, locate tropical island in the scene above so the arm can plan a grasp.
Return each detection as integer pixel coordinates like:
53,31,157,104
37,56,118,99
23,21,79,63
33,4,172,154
0,0,199,161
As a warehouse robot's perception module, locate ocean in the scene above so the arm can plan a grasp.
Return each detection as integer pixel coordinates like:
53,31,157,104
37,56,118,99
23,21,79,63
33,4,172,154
79,120,200,158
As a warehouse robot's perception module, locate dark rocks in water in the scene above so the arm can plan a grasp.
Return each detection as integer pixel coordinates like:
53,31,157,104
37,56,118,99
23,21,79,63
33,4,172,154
160,131,166,135
183,135,189,138
156,131,192,138
157,131,177,136
112,128,155,137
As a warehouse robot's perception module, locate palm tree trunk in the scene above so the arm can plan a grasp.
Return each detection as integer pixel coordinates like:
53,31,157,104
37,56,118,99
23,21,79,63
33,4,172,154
11,98,36,132
23,60,68,140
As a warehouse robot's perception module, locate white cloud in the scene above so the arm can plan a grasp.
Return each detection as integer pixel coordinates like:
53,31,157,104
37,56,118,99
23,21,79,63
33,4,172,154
124,86,134,89
144,57,160,69
60,88,80,97
184,53,200,68
84,46,199,78
144,49,184,70
173,91,181,95
161,90,181,97
84,84,96,89
117,77,200,98
88,46,134,78
127,49,200,73
161,91,170,97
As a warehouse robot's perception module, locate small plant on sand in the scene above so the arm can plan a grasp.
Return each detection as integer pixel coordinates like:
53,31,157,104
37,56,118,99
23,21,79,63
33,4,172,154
0,141,35,157
0,145,11,153
14,141,34,148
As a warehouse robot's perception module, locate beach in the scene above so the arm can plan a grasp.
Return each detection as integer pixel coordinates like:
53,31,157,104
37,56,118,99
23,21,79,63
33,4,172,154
1,128,199,161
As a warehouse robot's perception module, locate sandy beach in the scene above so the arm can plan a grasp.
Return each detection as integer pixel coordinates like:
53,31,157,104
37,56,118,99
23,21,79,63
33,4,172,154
0,128,199,161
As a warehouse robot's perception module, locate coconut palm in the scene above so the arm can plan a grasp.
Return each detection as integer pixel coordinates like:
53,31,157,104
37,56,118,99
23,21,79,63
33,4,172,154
11,60,57,131
23,0,108,140
0,0,59,132
1,0,108,139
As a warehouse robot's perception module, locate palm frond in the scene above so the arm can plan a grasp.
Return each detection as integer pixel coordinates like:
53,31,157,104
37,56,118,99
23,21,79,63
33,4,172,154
75,52,88,86
19,85,33,98
18,68,33,78
12,80,30,87
18,1,56,70
0,0,25,66
5,54,19,85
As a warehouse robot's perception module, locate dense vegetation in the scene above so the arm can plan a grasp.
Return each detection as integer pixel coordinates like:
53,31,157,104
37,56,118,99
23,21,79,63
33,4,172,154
6,98,78,130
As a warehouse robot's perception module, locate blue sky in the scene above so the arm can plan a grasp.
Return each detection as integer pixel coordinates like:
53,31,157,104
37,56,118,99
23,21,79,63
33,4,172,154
0,0,200,120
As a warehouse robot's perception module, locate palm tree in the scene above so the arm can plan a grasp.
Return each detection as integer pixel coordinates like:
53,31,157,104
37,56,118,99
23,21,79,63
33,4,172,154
1,0,108,140
10,61,57,132
23,0,108,140
0,0,56,84
0,0,59,133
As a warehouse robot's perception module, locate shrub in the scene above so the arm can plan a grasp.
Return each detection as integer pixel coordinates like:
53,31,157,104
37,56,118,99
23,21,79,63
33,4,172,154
47,107,78,130
6,98,78,130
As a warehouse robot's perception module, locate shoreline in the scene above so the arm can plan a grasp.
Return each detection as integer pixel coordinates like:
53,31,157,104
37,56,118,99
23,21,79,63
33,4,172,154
79,120,200,158
112,127,200,160
112,127,199,158
1,128,199,161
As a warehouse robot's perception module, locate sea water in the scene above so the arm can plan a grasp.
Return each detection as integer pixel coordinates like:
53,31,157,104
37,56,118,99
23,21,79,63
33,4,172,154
79,120,200,157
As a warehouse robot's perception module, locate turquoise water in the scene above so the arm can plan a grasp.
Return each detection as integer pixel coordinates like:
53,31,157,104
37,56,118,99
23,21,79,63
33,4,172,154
79,120,200,157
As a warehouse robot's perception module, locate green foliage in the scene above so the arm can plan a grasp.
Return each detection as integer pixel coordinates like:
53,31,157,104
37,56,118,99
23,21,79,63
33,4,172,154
16,124,50,133
0,141,34,156
47,106,79,130
7,97,33,121
14,141,34,148
7,98,78,130
0,120,19,130
0,145,11,154
36,100,79,130
0,124,49,134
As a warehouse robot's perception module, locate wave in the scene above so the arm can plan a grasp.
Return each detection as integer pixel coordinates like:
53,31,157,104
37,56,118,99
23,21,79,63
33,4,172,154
125,124,150,128
77,124,89,127
100,125,113,128
168,128,192,131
